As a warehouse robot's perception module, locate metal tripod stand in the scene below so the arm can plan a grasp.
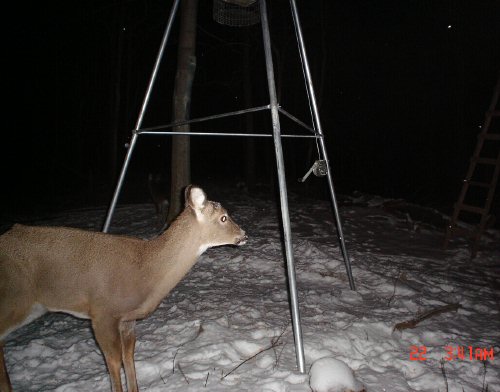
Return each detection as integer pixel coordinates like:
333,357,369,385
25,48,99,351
103,0,355,374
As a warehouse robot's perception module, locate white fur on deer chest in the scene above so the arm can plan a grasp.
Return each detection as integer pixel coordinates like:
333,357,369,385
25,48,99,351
197,243,220,256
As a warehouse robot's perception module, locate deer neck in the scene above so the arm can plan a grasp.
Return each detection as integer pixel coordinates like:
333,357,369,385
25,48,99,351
115,210,208,321
148,209,204,290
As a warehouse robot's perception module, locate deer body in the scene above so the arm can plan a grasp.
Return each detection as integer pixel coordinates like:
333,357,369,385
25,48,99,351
0,186,246,392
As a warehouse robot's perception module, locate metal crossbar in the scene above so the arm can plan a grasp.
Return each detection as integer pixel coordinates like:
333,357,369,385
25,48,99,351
136,105,271,133
137,130,321,138
135,105,316,136
103,0,355,374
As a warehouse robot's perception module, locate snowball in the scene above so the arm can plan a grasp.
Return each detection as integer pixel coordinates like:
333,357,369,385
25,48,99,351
309,357,364,392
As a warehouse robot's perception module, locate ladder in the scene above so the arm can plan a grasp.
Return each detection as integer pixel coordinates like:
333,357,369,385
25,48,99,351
444,73,500,258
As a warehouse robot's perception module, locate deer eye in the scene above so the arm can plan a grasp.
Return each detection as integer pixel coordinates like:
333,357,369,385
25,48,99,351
220,215,227,223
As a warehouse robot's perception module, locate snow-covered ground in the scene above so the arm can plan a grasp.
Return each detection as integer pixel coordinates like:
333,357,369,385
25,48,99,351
3,188,499,391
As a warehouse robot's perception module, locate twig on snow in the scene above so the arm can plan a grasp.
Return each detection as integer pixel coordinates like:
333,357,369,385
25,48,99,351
440,359,448,392
387,270,403,307
172,349,179,374
274,341,287,369
172,324,204,373
393,303,461,332
221,327,287,380
177,363,190,384
159,370,168,384
204,371,210,387
481,360,489,392
272,324,289,369
272,324,289,345
221,342,284,380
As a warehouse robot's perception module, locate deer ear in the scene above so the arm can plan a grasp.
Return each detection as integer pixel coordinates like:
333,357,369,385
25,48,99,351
185,185,207,210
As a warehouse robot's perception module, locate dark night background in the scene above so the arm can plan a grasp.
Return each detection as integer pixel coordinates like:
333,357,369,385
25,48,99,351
2,0,500,228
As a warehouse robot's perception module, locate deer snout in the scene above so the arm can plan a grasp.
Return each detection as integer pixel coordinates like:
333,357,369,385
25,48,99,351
236,231,247,246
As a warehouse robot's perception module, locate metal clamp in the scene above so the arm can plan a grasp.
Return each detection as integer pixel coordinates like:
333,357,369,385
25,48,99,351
298,160,327,182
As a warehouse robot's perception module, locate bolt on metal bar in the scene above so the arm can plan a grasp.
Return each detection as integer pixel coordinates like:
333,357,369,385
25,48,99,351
103,0,180,232
260,0,306,374
136,105,271,134
289,0,355,290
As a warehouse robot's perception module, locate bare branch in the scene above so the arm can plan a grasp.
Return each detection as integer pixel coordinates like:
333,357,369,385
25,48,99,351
440,359,449,392
221,327,288,380
177,362,190,384
393,303,461,332
172,324,203,373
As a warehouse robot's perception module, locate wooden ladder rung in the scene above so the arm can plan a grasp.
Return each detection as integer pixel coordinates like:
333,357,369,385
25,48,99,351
483,133,500,140
471,157,498,165
456,203,486,215
467,180,491,188
448,225,474,238
445,74,500,257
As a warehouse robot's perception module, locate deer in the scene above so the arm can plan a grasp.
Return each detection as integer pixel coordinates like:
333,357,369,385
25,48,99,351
0,185,247,392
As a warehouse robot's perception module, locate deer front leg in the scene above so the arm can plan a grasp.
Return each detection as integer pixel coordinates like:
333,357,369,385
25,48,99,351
92,317,124,392
0,343,12,392
120,320,138,392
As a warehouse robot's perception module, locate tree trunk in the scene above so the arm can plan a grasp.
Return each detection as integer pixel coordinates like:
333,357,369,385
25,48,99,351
167,0,198,223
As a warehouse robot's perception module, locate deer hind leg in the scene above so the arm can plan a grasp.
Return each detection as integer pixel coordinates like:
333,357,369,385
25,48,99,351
92,317,124,392
0,343,12,392
119,320,138,392
1,290,45,392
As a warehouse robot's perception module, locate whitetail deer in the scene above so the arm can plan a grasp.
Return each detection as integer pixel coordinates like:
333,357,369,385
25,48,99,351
0,185,246,392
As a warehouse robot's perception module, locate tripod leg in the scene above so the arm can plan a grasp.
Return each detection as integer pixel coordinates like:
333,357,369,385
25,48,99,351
103,134,139,232
260,0,306,374
289,0,355,290
102,0,180,233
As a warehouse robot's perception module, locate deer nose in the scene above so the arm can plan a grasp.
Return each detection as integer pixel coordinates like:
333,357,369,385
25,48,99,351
236,234,248,245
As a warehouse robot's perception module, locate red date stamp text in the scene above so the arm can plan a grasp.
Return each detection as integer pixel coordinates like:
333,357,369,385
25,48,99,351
409,345,494,361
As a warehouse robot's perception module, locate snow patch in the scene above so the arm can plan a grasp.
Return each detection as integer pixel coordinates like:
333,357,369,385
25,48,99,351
309,357,364,392
3,194,499,392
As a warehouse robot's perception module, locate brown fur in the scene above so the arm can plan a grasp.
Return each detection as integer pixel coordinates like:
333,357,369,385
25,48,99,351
0,186,246,392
